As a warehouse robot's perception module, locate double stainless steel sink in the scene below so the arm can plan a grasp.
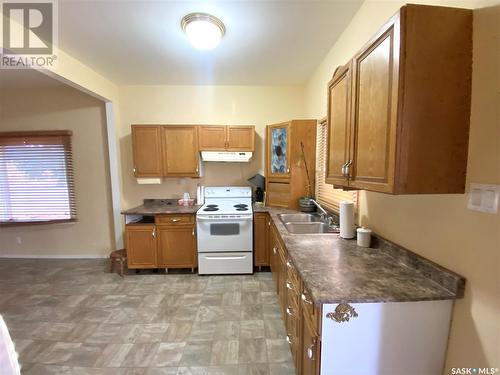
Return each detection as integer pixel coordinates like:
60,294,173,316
277,213,339,235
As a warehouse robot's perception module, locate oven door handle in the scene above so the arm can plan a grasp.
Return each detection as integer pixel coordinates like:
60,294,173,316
203,255,248,260
196,216,253,221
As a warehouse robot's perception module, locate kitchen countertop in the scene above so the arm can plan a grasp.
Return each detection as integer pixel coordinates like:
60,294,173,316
122,199,201,215
256,205,465,304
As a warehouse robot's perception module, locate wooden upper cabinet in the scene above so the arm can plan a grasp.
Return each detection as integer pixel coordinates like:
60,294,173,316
226,126,255,151
326,65,352,186
126,224,157,269
198,125,255,151
349,18,399,193
162,126,200,177
266,123,292,180
326,4,472,194
131,125,162,177
198,126,226,150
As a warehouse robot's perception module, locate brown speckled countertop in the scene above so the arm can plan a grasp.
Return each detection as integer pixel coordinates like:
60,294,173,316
122,199,201,215
257,205,465,304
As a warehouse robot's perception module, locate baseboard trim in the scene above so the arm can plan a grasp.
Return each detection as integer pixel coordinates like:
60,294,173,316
0,254,108,259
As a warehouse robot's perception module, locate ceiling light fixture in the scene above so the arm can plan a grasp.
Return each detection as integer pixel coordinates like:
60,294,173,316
181,13,225,50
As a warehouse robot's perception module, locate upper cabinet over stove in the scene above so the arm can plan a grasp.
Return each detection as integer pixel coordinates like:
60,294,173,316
198,125,255,152
326,4,472,194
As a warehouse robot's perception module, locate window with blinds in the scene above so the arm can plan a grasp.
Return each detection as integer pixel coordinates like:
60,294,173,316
315,119,357,214
0,131,76,225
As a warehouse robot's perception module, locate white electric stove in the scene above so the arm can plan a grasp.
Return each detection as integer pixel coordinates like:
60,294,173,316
196,186,253,275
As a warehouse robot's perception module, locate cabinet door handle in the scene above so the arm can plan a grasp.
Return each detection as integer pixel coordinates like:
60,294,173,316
286,307,294,317
286,281,293,290
195,166,199,173
341,161,348,176
286,260,293,269
133,167,136,174
273,246,277,255
192,229,195,237
301,293,313,305
307,344,315,360
268,221,271,226
345,160,353,177
286,167,290,173
171,218,180,222
152,228,156,238
286,335,292,344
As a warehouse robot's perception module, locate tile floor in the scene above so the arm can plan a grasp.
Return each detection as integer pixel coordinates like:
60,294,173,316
0,259,295,375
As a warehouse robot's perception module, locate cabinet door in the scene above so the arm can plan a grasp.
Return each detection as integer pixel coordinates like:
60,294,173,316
267,123,291,180
198,126,227,151
157,225,197,268
126,225,157,269
131,125,162,177
162,126,200,177
300,311,320,375
269,225,280,290
254,213,269,267
326,65,351,186
277,245,287,316
349,18,400,193
227,126,255,151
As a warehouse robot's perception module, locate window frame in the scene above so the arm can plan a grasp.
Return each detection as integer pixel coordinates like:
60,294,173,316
315,117,358,215
0,130,76,226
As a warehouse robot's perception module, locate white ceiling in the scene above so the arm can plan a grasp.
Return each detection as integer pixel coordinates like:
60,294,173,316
58,0,363,85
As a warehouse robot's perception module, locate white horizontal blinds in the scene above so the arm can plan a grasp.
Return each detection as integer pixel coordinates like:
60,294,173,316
315,119,357,213
0,131,76,224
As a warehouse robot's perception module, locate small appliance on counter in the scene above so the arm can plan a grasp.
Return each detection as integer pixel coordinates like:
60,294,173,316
196,186,253,275
247,174,265,203
357,227,372,247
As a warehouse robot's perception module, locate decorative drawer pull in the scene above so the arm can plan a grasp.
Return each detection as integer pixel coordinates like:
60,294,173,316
273,246,277,255
301,293,313,305
307,344,315,360
286,307,294,317
286,281,293,290
286,335,292,344
326,303,358,323
286,260,293,268
171,218,180,222
152,229,156,238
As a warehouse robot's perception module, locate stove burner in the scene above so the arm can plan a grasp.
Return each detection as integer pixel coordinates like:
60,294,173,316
203,207,219,212
236,208,248,211
234,204,248,209
206,204,218,208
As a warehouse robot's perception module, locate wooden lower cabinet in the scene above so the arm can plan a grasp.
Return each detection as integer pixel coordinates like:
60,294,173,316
269,219,321,375
157,225,197,268
125,224,157,269
253,212,270,267
126,214,197,270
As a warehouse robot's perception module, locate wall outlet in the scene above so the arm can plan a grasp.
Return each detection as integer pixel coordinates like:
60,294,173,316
467,183,500,214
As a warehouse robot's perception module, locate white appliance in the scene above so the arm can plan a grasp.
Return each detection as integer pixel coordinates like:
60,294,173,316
197,186,253,274
200,151,252,162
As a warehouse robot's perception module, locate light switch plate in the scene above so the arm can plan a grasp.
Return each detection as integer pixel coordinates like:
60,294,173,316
468,183,500,214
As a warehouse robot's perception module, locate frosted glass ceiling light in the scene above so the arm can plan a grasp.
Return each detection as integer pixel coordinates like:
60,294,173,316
181,13,225,50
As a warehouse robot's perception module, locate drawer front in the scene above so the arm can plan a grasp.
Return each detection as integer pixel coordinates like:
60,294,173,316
286,278,300,311
155,214,194,225
267,182,291,208
301,287,319,334
286,259,300,289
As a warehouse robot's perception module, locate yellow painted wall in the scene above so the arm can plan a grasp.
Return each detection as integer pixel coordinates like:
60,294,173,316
304,0,500,369
0,86,115,257
118,85,305,208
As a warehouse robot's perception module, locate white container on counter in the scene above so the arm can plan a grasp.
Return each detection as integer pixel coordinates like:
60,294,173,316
356,227,372,248
339,201,355,239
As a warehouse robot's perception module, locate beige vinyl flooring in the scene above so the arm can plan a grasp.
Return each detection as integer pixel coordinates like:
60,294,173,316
0,259,295,375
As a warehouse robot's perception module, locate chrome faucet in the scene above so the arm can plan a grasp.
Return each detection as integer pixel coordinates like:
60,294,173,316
310,199,338,228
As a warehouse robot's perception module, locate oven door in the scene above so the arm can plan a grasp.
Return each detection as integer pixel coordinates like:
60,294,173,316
197,215,253,253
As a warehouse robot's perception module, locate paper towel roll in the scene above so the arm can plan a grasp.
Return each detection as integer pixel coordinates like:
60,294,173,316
339,201,355,239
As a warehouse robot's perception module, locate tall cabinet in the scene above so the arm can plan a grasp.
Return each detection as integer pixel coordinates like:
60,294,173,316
265,120,317,209
326,5,472,194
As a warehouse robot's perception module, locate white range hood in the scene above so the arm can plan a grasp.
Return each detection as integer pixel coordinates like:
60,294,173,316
201,151,252,162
